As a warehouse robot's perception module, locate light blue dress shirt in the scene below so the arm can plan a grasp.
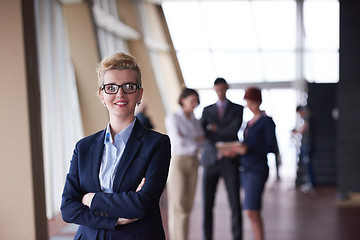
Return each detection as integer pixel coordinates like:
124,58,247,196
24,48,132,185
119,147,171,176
99,120,135,193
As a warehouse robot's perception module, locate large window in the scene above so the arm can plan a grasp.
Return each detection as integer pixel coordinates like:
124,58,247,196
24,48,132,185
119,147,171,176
92,0,139,58
162,0,339,179
304,1,339,82
163,0,339,88
35,0,83,218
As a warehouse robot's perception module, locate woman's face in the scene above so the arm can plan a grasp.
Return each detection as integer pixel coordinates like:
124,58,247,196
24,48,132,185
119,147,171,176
245,99,260,114
181,94,199,113
99,69,143,121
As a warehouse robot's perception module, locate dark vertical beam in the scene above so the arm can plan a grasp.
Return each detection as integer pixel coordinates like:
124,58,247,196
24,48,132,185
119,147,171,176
21,0,48,238
338,0,360,196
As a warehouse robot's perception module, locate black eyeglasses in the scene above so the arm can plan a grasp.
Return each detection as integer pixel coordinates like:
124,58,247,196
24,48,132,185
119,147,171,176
101,83,140,94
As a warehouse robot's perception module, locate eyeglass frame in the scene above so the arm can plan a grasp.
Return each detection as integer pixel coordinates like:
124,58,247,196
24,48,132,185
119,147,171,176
101,83,141,94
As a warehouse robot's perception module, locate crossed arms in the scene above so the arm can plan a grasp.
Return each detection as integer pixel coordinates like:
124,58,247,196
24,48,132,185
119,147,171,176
60,134,171,230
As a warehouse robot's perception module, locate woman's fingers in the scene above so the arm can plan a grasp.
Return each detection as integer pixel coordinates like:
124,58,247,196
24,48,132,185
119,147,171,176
136,178,146,192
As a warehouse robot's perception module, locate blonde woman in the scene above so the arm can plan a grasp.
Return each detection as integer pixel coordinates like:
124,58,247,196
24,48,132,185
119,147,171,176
61,52,171,240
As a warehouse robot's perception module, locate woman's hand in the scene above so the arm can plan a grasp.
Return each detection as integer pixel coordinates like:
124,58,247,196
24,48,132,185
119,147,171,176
222,144,248,157
82,193,95,207
233,144,248,155
222,149,237,158
136,178,146,192
116,217,139,225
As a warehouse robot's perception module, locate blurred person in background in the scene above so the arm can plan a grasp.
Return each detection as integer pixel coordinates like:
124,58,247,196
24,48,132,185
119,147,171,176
135,102,154,129
225,87,276,240
200,78,243,240
165,87,205,240
292,105,317,192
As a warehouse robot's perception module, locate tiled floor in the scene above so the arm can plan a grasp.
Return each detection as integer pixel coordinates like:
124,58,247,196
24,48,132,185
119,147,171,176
49,170,360,240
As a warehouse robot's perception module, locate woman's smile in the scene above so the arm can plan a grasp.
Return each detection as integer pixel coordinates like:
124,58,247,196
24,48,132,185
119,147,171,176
114,100,128,106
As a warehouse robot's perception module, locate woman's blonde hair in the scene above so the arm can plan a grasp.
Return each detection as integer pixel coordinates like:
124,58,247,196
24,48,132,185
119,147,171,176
97,52,142,89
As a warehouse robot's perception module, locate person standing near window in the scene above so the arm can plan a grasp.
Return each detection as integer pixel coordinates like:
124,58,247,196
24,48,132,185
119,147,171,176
61,52,171,240
226,87,276,240
200,78,243,240
292,105,316,192
165,88,204,240
135,102,154,129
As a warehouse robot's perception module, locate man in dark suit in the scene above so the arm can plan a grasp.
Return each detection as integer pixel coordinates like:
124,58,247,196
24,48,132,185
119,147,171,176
200,78,243,240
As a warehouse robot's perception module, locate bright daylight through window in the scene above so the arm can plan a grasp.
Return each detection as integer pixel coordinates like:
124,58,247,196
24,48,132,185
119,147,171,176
163,0,338,88
162,0,339,179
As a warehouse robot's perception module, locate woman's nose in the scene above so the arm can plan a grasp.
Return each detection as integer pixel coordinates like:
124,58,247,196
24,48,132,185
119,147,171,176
116,88,124,97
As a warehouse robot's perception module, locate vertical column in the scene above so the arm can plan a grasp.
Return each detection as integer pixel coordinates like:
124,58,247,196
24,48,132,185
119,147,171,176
0,0,47,239
338,0,360,197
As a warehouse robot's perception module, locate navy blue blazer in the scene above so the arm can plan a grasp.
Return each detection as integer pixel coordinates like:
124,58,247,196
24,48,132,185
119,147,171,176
242,115,276,170
61,119,171,240
200,100,243,167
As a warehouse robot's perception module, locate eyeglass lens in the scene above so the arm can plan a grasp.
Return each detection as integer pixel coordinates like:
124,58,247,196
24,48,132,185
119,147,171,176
103,83,138,94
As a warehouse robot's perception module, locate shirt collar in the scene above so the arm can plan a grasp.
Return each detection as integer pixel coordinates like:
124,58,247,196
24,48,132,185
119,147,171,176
104,119,136,145
179,108,195,119
216,99,228,107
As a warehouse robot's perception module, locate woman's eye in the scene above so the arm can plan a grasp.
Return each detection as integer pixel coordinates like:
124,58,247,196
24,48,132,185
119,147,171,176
107,85,117,91
126,84,135,90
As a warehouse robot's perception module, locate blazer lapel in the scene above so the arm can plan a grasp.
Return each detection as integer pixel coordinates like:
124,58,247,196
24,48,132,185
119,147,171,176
89,131,105,192
210,104,220,122
112,119,144,192
222,101,234,120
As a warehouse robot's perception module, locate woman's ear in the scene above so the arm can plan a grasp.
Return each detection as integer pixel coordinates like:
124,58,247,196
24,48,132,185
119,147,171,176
138,88,144,103
98,89,105,104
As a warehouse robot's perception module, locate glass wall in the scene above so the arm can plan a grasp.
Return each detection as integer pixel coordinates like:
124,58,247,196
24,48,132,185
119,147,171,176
163,0,339,87
35,0,83,218
162,0,339,179
92,0,139,58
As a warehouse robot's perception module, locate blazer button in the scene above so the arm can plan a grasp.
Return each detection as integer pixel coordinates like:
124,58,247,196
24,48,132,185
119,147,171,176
105,212,109,217
95,211,100,216
100,211,105,217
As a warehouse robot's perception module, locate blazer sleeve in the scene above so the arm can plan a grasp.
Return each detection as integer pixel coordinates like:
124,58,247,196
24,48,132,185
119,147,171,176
200,106,216,141
89,134,171,220
61,141,118,229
